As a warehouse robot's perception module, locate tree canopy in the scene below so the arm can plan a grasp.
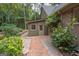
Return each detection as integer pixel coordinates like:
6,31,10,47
0,3,40,29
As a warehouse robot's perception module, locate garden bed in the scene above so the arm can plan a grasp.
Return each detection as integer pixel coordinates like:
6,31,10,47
61,51,79,56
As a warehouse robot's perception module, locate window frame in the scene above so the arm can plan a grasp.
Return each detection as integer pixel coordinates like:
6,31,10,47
31,24,36,30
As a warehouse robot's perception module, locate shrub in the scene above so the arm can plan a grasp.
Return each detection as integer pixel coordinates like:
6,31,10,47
0,36,23,56
0,23,22,36
46,12,60,32
51,18,77,53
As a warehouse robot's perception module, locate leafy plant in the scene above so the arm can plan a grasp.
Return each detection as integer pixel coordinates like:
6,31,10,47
0,36,23,56
51,18,77,53
0,4,40,29
0,23,22,36
46,12,60,32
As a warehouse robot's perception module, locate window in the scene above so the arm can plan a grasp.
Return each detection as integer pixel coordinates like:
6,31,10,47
39,25,43,30
31,25,36,30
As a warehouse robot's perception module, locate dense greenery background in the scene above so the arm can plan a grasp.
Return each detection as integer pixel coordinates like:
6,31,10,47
0,3,40,29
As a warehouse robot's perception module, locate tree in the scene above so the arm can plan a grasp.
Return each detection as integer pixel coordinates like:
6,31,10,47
0,3,40,29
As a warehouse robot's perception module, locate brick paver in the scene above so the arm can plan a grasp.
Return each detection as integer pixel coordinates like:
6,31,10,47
27,36,49,56
22,35,62,56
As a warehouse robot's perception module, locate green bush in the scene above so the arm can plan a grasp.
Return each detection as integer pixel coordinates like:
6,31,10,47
46,12,60,31
51,18,77,53
0,23,22,36
0,36,23,56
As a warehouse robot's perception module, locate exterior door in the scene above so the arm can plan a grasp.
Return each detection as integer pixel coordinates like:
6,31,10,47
38,24,44,35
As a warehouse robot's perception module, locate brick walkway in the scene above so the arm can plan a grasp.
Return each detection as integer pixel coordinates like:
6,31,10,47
27,36,49,56
22,35,62,56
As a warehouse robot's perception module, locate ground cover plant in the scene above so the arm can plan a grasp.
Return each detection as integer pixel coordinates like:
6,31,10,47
0,23,23,56
0,23,22,36
0,36,23,56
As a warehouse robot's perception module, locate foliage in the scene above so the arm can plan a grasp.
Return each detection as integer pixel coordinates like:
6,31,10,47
46,12,60,28
0,36,23,56
0,33,5,40
29,11,40,20
0,23,22,36
51,18,77,53
0,4,40,29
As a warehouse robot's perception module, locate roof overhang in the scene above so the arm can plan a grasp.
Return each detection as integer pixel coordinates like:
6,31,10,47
59,3,79,13
27,19,46,24
51,3,69,15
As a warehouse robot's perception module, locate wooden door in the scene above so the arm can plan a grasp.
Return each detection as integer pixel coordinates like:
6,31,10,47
38,24,44,35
